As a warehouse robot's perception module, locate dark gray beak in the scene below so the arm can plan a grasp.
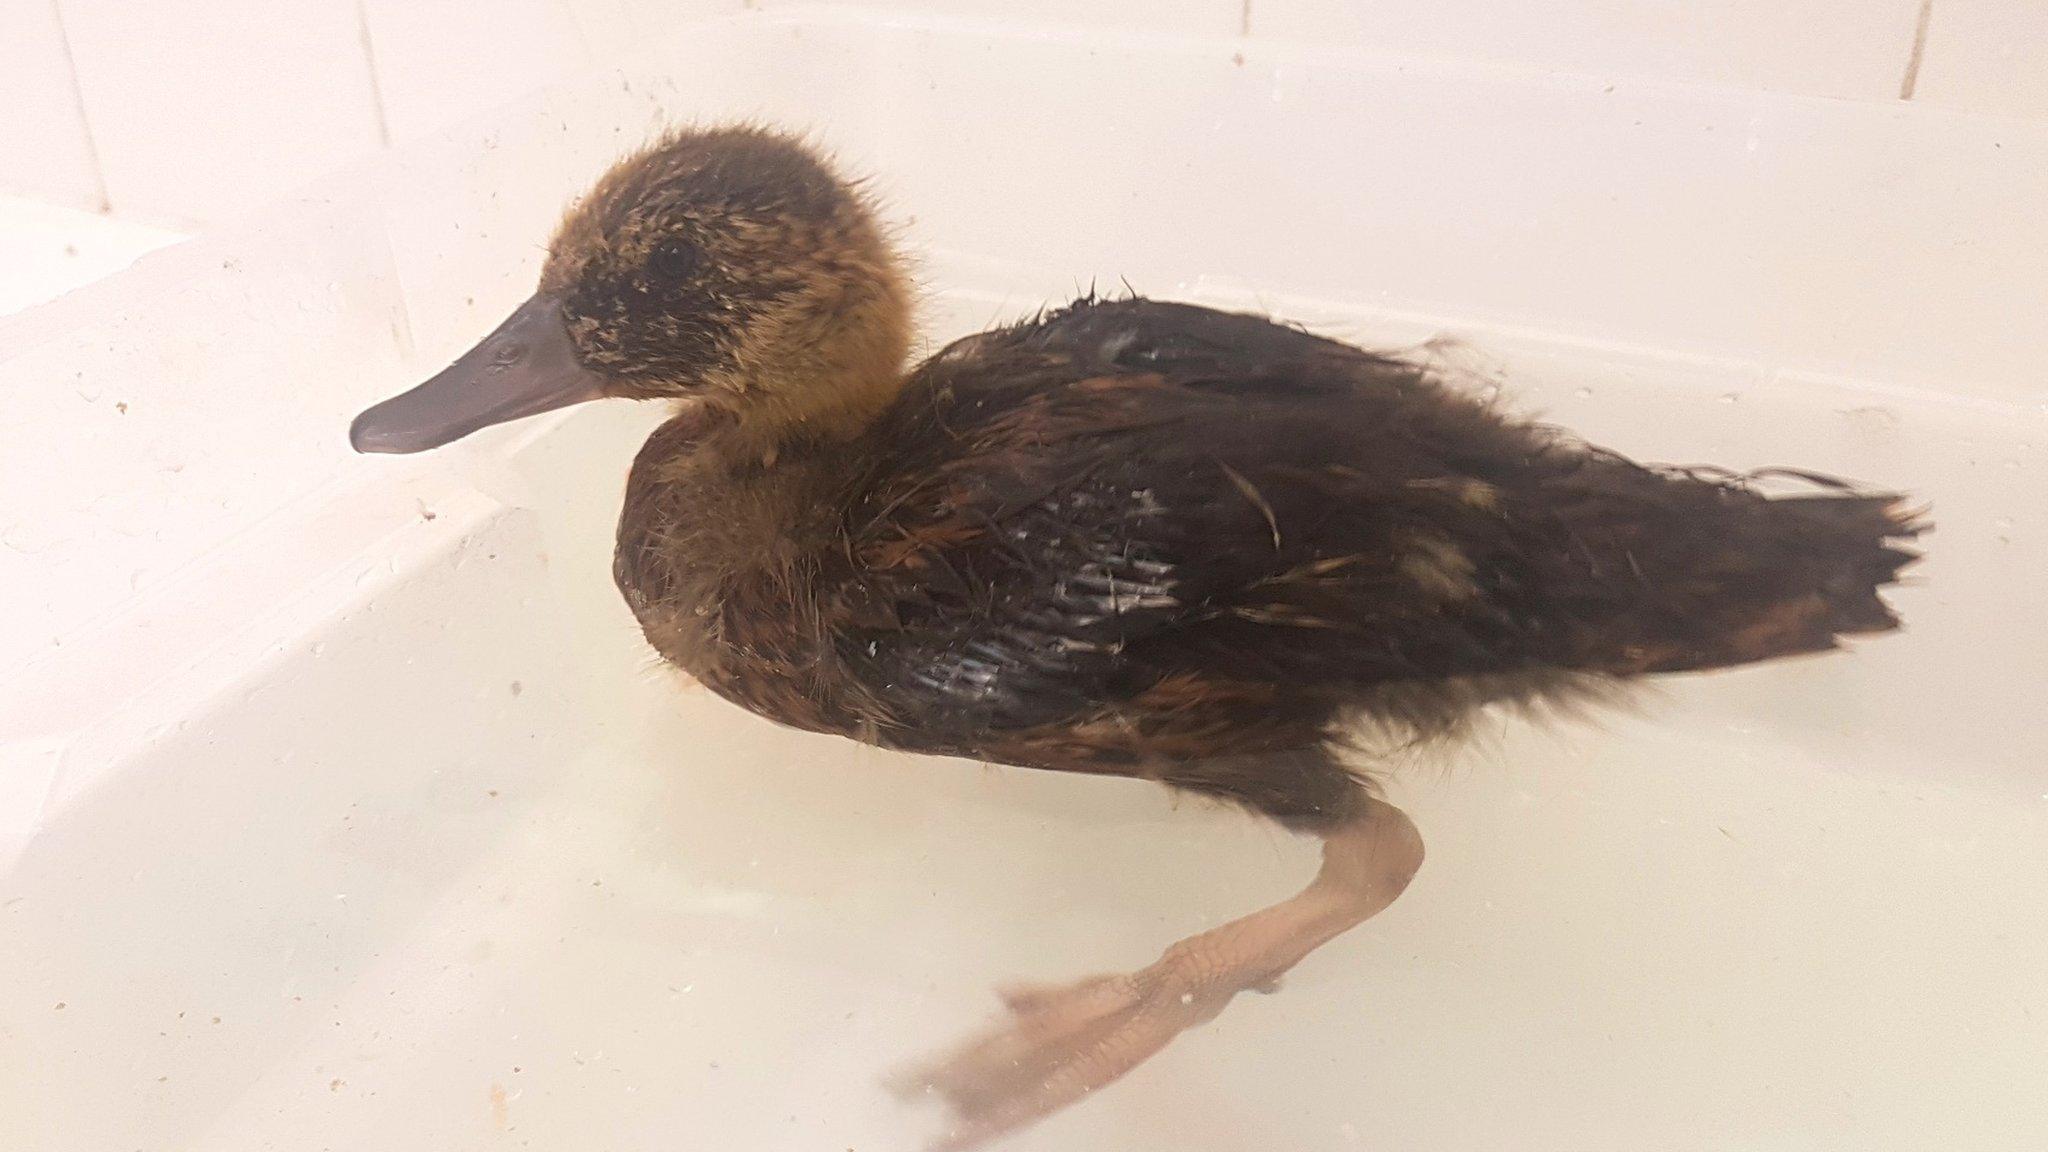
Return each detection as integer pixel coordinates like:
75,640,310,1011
350,294,606,454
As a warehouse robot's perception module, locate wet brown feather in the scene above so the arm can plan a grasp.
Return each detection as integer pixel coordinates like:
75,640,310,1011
564,130,1924,831
613,297,1923,829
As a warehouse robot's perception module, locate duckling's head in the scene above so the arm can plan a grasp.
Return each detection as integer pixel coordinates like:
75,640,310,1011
351,125,910,454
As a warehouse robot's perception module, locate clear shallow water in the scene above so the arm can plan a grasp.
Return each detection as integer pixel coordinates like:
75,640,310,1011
8,649,2043,1151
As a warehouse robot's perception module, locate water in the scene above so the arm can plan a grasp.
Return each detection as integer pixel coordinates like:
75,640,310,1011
5,324,2045,1148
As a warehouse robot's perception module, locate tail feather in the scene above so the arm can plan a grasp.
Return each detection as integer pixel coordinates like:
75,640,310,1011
1773,493,1926,626
1641,491,1926,673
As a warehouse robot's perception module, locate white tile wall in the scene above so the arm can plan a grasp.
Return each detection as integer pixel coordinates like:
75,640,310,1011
1251,0,1925,102
0,1,103,210
612,0,753,44
58,0,388,228
766,0,1245,35
558,0,642,58
361,0,594,141
3,0,2048,242
1913,0,2048,119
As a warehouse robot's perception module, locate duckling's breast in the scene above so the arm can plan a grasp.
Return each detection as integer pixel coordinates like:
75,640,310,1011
612,419,877,739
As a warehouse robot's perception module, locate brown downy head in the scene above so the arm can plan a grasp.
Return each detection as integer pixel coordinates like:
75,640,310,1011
350,125,911,455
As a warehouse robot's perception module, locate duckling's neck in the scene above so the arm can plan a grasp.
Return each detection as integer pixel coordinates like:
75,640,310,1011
617,301,914,621
714,359,904,459
703,244,914,457
616,230,914,658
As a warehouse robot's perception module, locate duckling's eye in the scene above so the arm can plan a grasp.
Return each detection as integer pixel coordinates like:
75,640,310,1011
648,239,701,282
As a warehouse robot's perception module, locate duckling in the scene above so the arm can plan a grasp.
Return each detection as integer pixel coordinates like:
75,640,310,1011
351,125,1924,1149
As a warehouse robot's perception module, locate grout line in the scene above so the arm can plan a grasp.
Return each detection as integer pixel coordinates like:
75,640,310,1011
355,0,395,149
48,0,112,214
1899,0,1935,100
1239,0,1252,37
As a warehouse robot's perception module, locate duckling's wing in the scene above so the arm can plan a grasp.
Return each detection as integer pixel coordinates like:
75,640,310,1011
826,298,1920,759
824,298,1550,746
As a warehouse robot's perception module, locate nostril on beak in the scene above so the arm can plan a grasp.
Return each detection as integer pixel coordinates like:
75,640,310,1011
347,292,603,454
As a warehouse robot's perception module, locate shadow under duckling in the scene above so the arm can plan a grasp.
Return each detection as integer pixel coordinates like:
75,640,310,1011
352,125,1924,1150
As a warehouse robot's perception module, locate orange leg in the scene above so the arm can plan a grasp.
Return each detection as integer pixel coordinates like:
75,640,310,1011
892,795,1424,1150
